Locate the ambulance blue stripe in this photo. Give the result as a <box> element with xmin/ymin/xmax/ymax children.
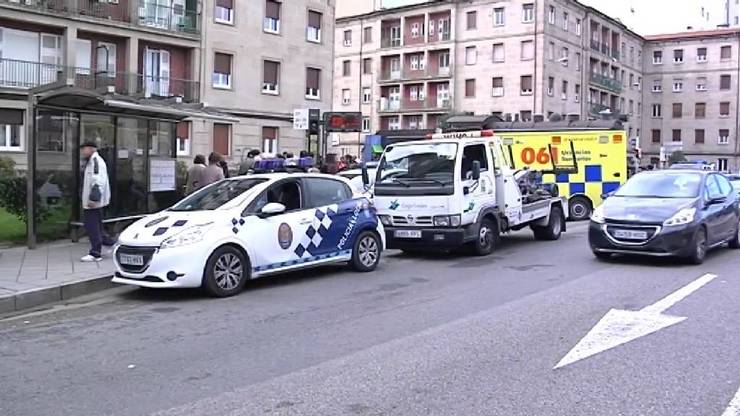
<box><xmin>252</xmin><ymin>250</ymin><xmax>353</xmax><ymax>272</ymax></box>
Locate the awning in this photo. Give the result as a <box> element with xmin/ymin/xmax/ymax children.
<box><xmin>372</xmin><ymin>144</ymin><xmax>384</xmax><ymax>153</ymax></box>
<box><xmin>104</xmin><ymin>99</ymin><xmax>240</xmax><ymax>122</ymax></box>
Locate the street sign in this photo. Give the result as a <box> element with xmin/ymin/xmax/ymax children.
<box><xmin>554</xmin><ymin>273</ymin><xmax>716</xmax><ymax>369</ymax></box>
<box><xmin>324</xmin><ymin>112</ymin><xmax>362</xmax><ymax>133</ymax></box>
<box><xmin>293</xmin><ymin>109</ymin><xmax>309</xmax><ymax>130</ymax></box>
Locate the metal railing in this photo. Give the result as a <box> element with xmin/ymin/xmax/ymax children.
<box><xmin>379</xmin><ymin>67</ymin><xmax>453</xmax><ymax>82</ymax></box>
<box><xmin>0</xmin><ymin>58</ymin><xmax>65</xmax><ymax>89</ymax></box>
<box><xmin>381</xmin><ymin>37</ymin><xmax>403</xmax><ymax>48</ymax></box>
<box><xmin>379</xmin><ymin>97</ymin><xmax>451</xmax><ymax>112</ymax></box>
<box><xmin>137</xmin><ymin>0</ymin><xmax>200</xmax><ymax>34</ymax></box>
<box><xmin>590</xmin><ymin>39</ymin><xmax>601</xmax><ymax>51</ymax></box>
<box><xmin>589</xmin><ymin>73</ymin><xmax>622</xmax><ymax>93</ymax></box>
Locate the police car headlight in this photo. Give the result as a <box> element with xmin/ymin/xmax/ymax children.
<box><xmin>378</xmin><ymin>215</ymin><xmax>392</xmax><ymax>226</ymax></box>
<box><xmin>161</xmin><ymin>224</ymin><xmax>211</xmax><ymax>249</ymax></box>
<box><xmin>591</xmin><ymin>205</ymin><xmax>606</xmax><ymax>224</ymax></box>
<box><xmin>663</xmin><ymin>208</ymin><xmax>696</xmax><ymax>227</ymax></box>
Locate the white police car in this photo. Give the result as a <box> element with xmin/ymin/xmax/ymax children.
<box><xmin>112</xmin><ymin>173</ymin><xmax>385</xmax><ymax>297</ymax></box>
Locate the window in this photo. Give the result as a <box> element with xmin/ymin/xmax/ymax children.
<box><xmin>651</xmin><ymin>129</ymin><xmax>661</xmax><ymax>143</ymax></box>
<box><xmin>720</xmin><ymin>102</ymin><xmax>730</xmax><ymax>117</ymax></box>
<box><xmin>410</xmin><ymin>22</ymin><xmax>420</xmax><ymax>38</ymax></box>
<box><xmin>575</xmin><ymin>52</ymin><xmax>581</xmax><ymax>71</ymax></box>
<box><xmin>492</xmin><ymin>77</ymin><xmax>504</xmax><ymax>97</ymax></box>
<box><xmin>213</xmin><ymin>123</ymin><xmax>231</xmax><ymax>156</ymax></box>
<box><xmin>306</xmin><ymin>178</ymin><xmax>352</xmax><ymax>207</ymax></box>
<box><xmin>215</xmin><ymin>0</ymin><xmax>234</xmax><ymax>24</ymax></box>
<box><xmin>672</xmin><ymin>129</ymin><xmax>681</xmax><ymax>142</ymax></box>
<box><xmin>672</xmin><ymin>103</ymin><xmax>682</xmax><ymax>118</ymax></box>
<box><xmin>576</xmin><ymin>18</ymin><xmax>582</xmax><ymax>36</ymax></box>
<box><xmin>461</xmin><ymin>144</ymin><xmax>488</xmax><ymax>180</ymax></box>
<box><xmin>629</xmin><ymin>74</ymin><xmax>634</xmax><ymax>89</ymax></box>
<box><xmin>175</xmin><ymin>121</ymin><xmax>190</xmax><ymax>156</ymax></box>
<box><xmin>547</xmin><ymin>76</ymin><xmax>554</xmax><ymax>96</ymax></box>
<box><xmin>96</xmin><ymin>42</ymin><xmax>117</xmax><ymax>77</ymax></box>
<box><xmin>548</xmin><ymin>5</ymin><xmax>556</xmax><ymax>24</ymax></box>
<box><xmin>305</xmin><ymin>67</ymin><xmax>321</xmax><ymax>99</ymax></box>
<box><xmin>0</xmin><ymin>123</ymin><xmax>22</xmax><ymax>151</ymax></box>
<box><xmin>212</xmin><ymin>53</ymin><xmax>232</xmax><ymax>89</ymax></box>
<box><xmin>672</xmin><ymin>79</ymin><xmax>683</xmax><ymax>92</ymax></box>
<box><xmin>343</xmin><ymin>30</ymin><xmax>352</xmax><ymax>46</ymax></box>
<box><xmin>630</xmin><ymin>46</ymin><xmax>634</xmax><ymax>64</ymax></box>
<box><xmin>466</xmin><ymin>11</ymin><xmax>477</xmax><ymax>30</ymax></box>
<box><xmin>307</xmin><ymin>11</ymin><xmax>322</xmax><ymax>42</ymax></box>
<box><xmin>561</xmin><ymin>80</ymin><xmax>568</xmax><ymax>100</ymax></box>
<box><xmin>653</xmin><ymin>50</ymin><xmax>663</xmax><ymax>64</ymax></box>
<box><xmin>695</xmin><ymin>129</ymin><xmax>705</xmax><ymax>144</ymax></box>
<box><xmin>560</xmin><ymin>47</ymin><xmax>569</xmax><ymax>66</ymax></box>
<box><xmin>652</xmin><ymin>104</ymin><xmax>662</xmax><ymax>118</ymax></box>
<box><xmin>719</xmin><ymin>129</ymin><xmax>730</xmax><ymax>144</ymax></box>
<box><xmin>574</xmin><ymin>83</ymin><xmax>581</xmax><ymax>102</ymax></box>
<box><xmin>562</xmin><ymin>12</ymin><xmax>568</xmax><ymax>30</ymax></box>
<box><xmin>362</xmin><ymin>87</ymin><xmax>371</xmax><ymax>104</ymax></box>
<box><xmin>721</xmin><ymin>45</ymin><xmax>732</xmax><ymax>60</ymax></box>
<box><xmin>408</xmin><ymin>85</ymin><xmax>424</xmax><ymax>101</ymax></box>
<box><xmin>492</xmin><ymin>43</ymin><xmax>505</xmax><ymax>63</ymax></box>
<box><xmin>493</xmin><ymin>7</ymin><xmax>505</xmax><ymax>26</ymax></box>
<box><xmin>262</xmin><ymin>60</ymin><xmax>280</xmax><ymax>94</ymax></box>
<box><xmin>262</xmin><ymin>126</ymin><xmax>278</xmax><ymax>154</ymax></box>
<box><xmin>363</xmin><ymin>27</ymin><xmax>372</xmax><ymax>44</ymax></box>
<box><xmin>465</xmin><ymin>46</ymin><xmax>477</xmax><ymax>65</ymax></box>
<box><xmin>388</xmin><ymin>116</ymin><xmax>400</xmax><ymax>130</ymax></box>
<box><xmin>342</xmin><ymin>60</ymin><xmax>351</xmax><ymax>76</ymax></box>
<box><xmin>697</xmin><ymin>47</ymin><xmax>707</xmax><ymax>62</ymax></box>
<box><xmin>673</xmin><ymin>49</ymin><xmax>683</xmax><ymax>63</ymax></box>
<box><xmin>362</xmin><ymin>116</ymin><xmax>371</xmax><ymax>132</ymax></box>
<box><xmin>362</xmin><ymin>58</ymin><xmax>372</xmax><ymax>74</ymax></box>
<box><xmin>264</xmin><ymin>0</ymin><xmax>281</xmax><ymax>33</ymax></box>
<box><xmin>629</xmin><ymin>99</ymin><xmax>634</xmax><ymax>115</ymax></box>
<box><xmin>695</xmin><ymin>102</ymin><xmax>706</xmax><ymax>118</ymax></box>
<box><xmin>696</xmin><ymin>77</ymin><xmax>707</xmax><ymax>91</ymax></box>
<box><xmin>521</xmin><ymin>75</ymin><xmax>533</xmax><ymax>95</ymax></box>
<box><xmin>520</xmin><ymin>111</ymin><xmax>532</xmax><ymax>122</ymax></box>
<box><xmin>342</xmin><ymin>89</ymin><xmax>351</xmax><ymax>105</ymax></box>
<box><xmin>548</xmin><ymin>42</ymin><xmax>555</xmax><ymax>61</ymax></box>
<box><xmin>720</xmin><ymin>74</ymin><xmax>731</xmax><ymax>90</ymax></box>
<box><xmin>522</xmin><ymin>3</ymin><xmax>534</xmax><ymax>23</ymax></box>
<box><xmin>521</xmin><ymin>40</ymin><xmax>534</xmax><ymax>61</ymax></box>
<box><xmin>465</xmin><ymin>79</ymin><xmax>476</xmax><ymax>98</ymax></box>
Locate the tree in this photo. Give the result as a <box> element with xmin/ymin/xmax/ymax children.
<box><xmin>668</xmin><ymin>151</ymin><xmax>687</xmax><ymax>165</ymax></box>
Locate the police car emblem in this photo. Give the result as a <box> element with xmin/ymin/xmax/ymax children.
<box><xmin>278</xmin><ymin>223</ymin><xmax>293</xmax><ymax>249</ymax></box>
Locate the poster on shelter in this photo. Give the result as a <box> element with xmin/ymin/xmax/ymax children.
<box><xmin>149</xmin><ymin>159</ymin><xmax>176</xmax><ymax>192</ymax></box>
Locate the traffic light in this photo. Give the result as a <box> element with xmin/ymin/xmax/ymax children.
<box><xmin>308</xmin><ymin>109</ymin><xmax>321</xmax><ymax>136</ymax></box>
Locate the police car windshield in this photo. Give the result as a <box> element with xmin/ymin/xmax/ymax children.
<box><xmin>170</xmin><ymin>178</ymin><xmax>267</xmax><ymax>211</ymax></box>
<box><xmin>614</xmin><ymin>173</ymin><xmax>701</xmax><ymax>198</ymax></box>
<box><xmin>376</xmin><ymin>143</ymin><xmax>457</xmax><ymax>185</ymax></box>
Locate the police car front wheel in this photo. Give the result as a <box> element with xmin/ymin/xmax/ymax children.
<box><xmin>203</xmin><ymin>246</ymin><xmax>249</xmax><ymax>297</ymax></box>
<box><xmin>351</xmin><ymin>231</ymin><xmax>381</xmax><ymax>272</ymax></box>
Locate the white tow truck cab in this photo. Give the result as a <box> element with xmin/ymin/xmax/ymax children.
<box><xmin>372</xmin><ymin>130</ymin><xmax>568</xmax><ymax>255</ymax></box>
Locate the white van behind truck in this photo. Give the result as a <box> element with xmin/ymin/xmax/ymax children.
<box><xmin>372</xmin><ymin>130</ymin><xmax>568</xmax><ymax>255</ymax></box>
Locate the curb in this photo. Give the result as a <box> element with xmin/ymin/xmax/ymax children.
<box><xmin>0</xmin><ymin>275</ymin><xmax>115</xmax><ymax>315</ymax></box>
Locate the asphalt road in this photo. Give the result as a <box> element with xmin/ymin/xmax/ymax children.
<box><xmin>1</xmin><ymin>222</ymin><xmax>739</xmax><ymax>416</ymax></box>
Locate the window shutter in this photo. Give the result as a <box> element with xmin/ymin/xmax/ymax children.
<box><xmin>306</xmin><ymin>68</ymin><xmax>320</xmax><ymax>90</ymax></box>
<box><xmin>263</xmin><ymin>127</ymin><xmax>277</xmax><ymax>140</ymax></box>
<box><xmin>265</xmin><ymin>0</ymin><xmax>280</xmax><ymax>19</ymax></box>
<box><xmin>308</xmin><ymin>11</ymin><xmax>321</xmax><ymax>28</ymax></box>
<box><xmin>214</xmin><ymin>53</ymin><xmax>231</xmax><ymax>74</ymax></box>
<box><xmin>264</xmin><ymin>60</ymin><xmax>279</xmax><ymax>84</ymax></box>
<box><xmin>216</xmin><ymin>0</ymin><xmax>233</xmax><ymax>7</ymax></box>
<box><xmin>176</xmin><ymin>121</ymin><xmax>190</xmax><ymax>140</ymax></box>
<box><xmin>213</xmin><ymin>124</ymin><xmax>230</xmax><ymax>155</ymax></box>
<box><xmin>0</xmin><ymin>109</ymin><xmax>23</xmax><ymax>125</ymax></box>
<box><xmin>492</xmin><ymin>77</ymin><xmax>503</xmax><ymax>88</ymax></box>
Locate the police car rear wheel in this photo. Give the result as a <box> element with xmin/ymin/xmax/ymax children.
<box><xmin>203</xmin><ymin>246</ymin><xmax>248</xmax><ymax>297</ymax></box>
<box><xmin>351</xmin><ymin>231</ymin><xmax>381</xmax><ymax>272</ymax></box>
<box><xmin>569</xmin><ymin>197</ymin><xmax>592</xmax><ymax>221</ymax></box>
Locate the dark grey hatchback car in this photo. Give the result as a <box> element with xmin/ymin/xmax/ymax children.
<box><xmin>589</xmin><ymin>170</ymin><xmax>740</xmax><ymax>264</ymax></box>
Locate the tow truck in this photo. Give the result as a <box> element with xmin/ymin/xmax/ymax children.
<box><xmin>371</xmin><ymin>129</ymin><xmax>569</xmax><ymax>255</ymax></box>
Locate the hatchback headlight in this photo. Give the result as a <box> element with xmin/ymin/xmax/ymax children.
<box><xmin>591</xmin><ymin>205</ymin><xmax>605</xmax><ymax>224</ymax></box>
<box><xmin>663</xmin><ymin>208</ymin><xmax>696</xmax><ymax>227</ymax></box>
<box><xmin>161</xmin><ymin>224</ymin><xmax>212</xmax><ymax>249</ymax></box>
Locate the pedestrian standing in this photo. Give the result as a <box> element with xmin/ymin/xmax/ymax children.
<box><xmin>79</xmin><ymin>141</ymin><xmax>113</xmax><ymax>262</ymax></box>
<box><xmin>198</xmin><ymin>152</ymin><xmax>225</xmax><ymax>188</ymax></box>
<box><xmin>185</xmin><ymin>154</ymin><xmax>206</xmax><ymax>194</ymax></box>
<box><xmin>219</xmin><ymin>158</ymin><xmax>230</xmax><ymax>178</ymax></box>
<box><xmin>238</xmin><ymin>149</ymin><xmax>260</xmax><ymax>175</ymax></box>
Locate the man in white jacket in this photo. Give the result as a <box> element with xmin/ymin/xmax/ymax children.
<box><xmin>80</xmin><ymin>141</ymin><xmax>112</xmax><ymax>262</ymax></box>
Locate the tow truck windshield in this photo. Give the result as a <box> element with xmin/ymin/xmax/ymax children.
<box><xmin>374</xmin><ymin>142</ymin><xmax>457</xmax><ymax>196</ymax></box>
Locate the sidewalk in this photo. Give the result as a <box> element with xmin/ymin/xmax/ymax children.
<box><xmin>0</xmin><ymin>240</ymin><xmax>117</xmax><ymax>314</ymax></box>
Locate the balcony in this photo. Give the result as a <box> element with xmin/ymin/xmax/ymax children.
<box><xmin>590</xmin><ymin>39</ymin><xmax>601</xmax><ymax>51</ymax></box>
<box><xmin>381</xmin><ymin>37</ymin><xmax>403</xmax><ymax>48</ymax></box>
<box><xmin>0</xmin><ymin>58</ymin><xmax>200</xmax><ymax>103</ymax></box>
<box><xmin>589</xmin><ymin>73</ymin><xmax>622</xmax><ymax>93</ymax></box>
<box><xmin>379</xmin><ymin>70</ymin><xmax>403</xmax><ymax>82</ymax></box>
<box><xmin>0</xmin><ymin>0</ymin><xmax>200</xmax><ymax>35</ymax></box>
<box><xmin>379</xmin><ymin>97</ymin><xmax>451</xmax><ymax>112</ymax></box>
<box><xmin>611</xmin><ymin>49</ymin><xmax>620</xmax><ymax>60</ymax></box>
<box><xmin>379</xmin><ymin>67</ymin><xmax>453</xmax><ymax>84</ymax></box>
<box><xmin>589</xmin><ymin>103</ymin><xmax>620</xmax><ymax>117</ymax></box>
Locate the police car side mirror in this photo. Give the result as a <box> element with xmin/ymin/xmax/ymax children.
<box><xmin>260</xmin><ymin>202</ymin><xmax>286</xmax><ymax>217</ymax></box>
<box><xmin>472</xmin><ymin>161</ymin><xmax>481</xmax><ymax>181</ymax></box>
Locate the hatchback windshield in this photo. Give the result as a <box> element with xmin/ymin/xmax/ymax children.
<box><xmin>376</xmin><ymin>143</ymin><xmax>457</xmax><ymax>186</ymax></box>
<box><xmin>614</xmin><ymin>173</ymin><xmax>702</xmax><ymax>198</ymax></box>
<box><xmin>170</xmin><ymin>178</ymin><xmax>267</xmax><ymax>211</ymax></box>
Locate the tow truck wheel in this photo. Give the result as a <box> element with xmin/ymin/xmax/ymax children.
<box><xmin>532</xmin><ymin>206</ymin><xmax>564</xmax><ymax>241</ymax></box>
<box><xmin>568</xmin><ymin>196</ymin><xmax>592</xmax><ymax>221</ymax></box>
<box><xmin>203</xmin><ymin>246</ymin><xmax>249</xmax><ymax>298</ymax></box>
<box><xmin>471</xmin><ymin>217</ymin><xmax>498</xmax><ymax>256</ymax></box>
<box><xmin>351</xmin><ymin>231</ymin><xmax>381</xmax><ymax>272</ymax></box>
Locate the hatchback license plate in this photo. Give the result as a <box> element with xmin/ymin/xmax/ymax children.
<box><xmin>394</xmin><ymin>230</ymin><xmax>422</xmax><ymax>239</ymax></box>
<box><xmin>119</xmin><ymin>253</ymin><xmax>144</xmax><ymax>266</ymax></box>
<box><xmin>613</xmin><ymin>229</ymin><xmax>648</xmax><ymax>240</ymax></box>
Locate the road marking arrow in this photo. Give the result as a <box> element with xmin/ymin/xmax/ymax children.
<box><xmin>723</xmin><ymin>386</ymin><xmax>740</xmax><ymax>416</ymax></box>
<box><xmin>554</xmin><ymin>273</ymin><xmax>717</xmax><ymax>369</ymax></box>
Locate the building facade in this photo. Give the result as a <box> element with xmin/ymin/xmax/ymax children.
<box><xmin>195</xmin><ymin>0</ymin><xmax>335</xmax><ymax>162</ymax></box>
<box><xmin>727</xmin><ymin>0</ymin><xmax>739</xmax><ymax>26</ymax></box>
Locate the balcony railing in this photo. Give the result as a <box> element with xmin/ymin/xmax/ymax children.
<box><xmin>589</xmin><ymin>73</ymin><xmax>622</xmax><ymax>93</ymax></box>
<box><xmin>379</xmin><ymin>67</ymin><xmax>453</xmax><ymax>83</ymax></box>
<box><xmin>381</xmin><ymin>37</ymin><xmax>403</xmax><ymax>48</ymax></box>
<box><xmin>0</xmin><ymin>0</ymin><xmax>200</xmax><ymax>35</ymax></box>
<box><xmin>611</xmin><ymin>49</ymin><xmax>620</xmax><ymax>60</ymax></box>
<box><xmin>590</xmin><ymin>39</ymin><xmax>601</xmax><ymax>51</ymax></box>
<box><xmin>379</xmin><ymin>97</ymin><xmax>451</xmax><ymax>112</ymax></box>
<box><xmin>0</xmin><ymin>58</ymin><xmax>199</xmax><ymax>103</ymax></box>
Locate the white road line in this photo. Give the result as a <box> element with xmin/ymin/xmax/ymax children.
<box><xmin>722</xmin><ymin>386</ymin><xmax>740</xmax><ymax>416</ymax></box>
<box><xmin>640</xmin><ymin>273</ymin><xmax>717</xmax><ymax>314</ymax></box>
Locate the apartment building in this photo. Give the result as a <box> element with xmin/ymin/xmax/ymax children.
<box><xmin>196</xmin><ymin>0</ymin><xmax>335</xmax><ymax>160</ymax></box>
<box><xmin>642</xmin><ymin>28</ymin><xmax>740</xmax><ymax>171</ymax></box>
<box><xmin>727</xmin><ymin>0</ymin><xmax>739</xmax><ymax>26</ymax></box>
<box><xmin>332</xmin><ymin>0</ymin><xmax>644</xmax><ymax>156</ymax></box>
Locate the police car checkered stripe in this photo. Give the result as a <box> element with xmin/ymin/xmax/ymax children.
<box><xmin>253</xmin><ymin>249</ymin><xmax>352</xmax><ymax>272</ymax></box>
<box><xmin>294</xmin><ymin>204</ymin><xmax>339</xmax><ymax>258</ymax></box>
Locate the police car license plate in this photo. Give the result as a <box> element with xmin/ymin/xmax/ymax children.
<box><xmin>613</xmin><ymin>229</ymin><xmax>648</xmax><ymax>240</ymax></box>
<box><xmin>119</xmin><ymin>254</ymin><xmax>144</xmax><ymax>266</ymax></box>
<box><xmin>394</xmin><ymin>230</ymin><xmax>422</xmax><ymax>239</ymax></box>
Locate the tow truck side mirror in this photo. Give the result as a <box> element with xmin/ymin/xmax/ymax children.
<box><xmin>361</xmin><ymin>163</ymin><xmax>370</xmax><ymax>188</ymax></box>
<box><xmin>472</xmin><ymin>161</ymin><xmax>481</xmax><ymax>181</ymax></box>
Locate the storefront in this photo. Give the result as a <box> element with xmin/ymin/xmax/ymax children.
<box><xmin>27</xmin><ymin>87</ymin><xmax>235</xmax><ymax>247</ymax></box>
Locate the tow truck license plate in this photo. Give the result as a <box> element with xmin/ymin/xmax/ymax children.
<box><xmin>394</xmin><ymin>230</ymin><xmax>422</xmax><ymax>239</ymax></box>
<box><xmin>119</xmin><ymin>254</ymin><xmax>144</xmax><ymax>266</ymax></box>
<box><xmin>613</xmin><ymin>229</ymin><xmax>648</xmax><ymax>240</ymax></box>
